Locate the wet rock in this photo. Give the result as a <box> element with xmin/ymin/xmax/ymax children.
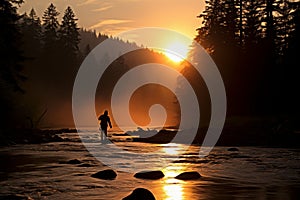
<box><xmin>91</xmin><ymin>169</ymin><xmax>117</xmax><ymax>180</ymax></box>
<box><xmin>66</xmin><ymin>159</ymin><xmax>82</xmax><ymax>164</ymax></box>
<box><xmin>122</xmin><ymin>188</ymin><xmax>156</xmax><ymax>200</ymax></box>
<box><xmin>227</xmin><ymin>147</ymin><xmax>239</xmax><ymax>152</ymax></box>
<box><xmin>52</xmin><ymin>135</ymin><xmax>64</xmax><ymax>142</ymax></box>
<box><xmin>134</xmin><ymin>170</ymin><xmax>164</xmax><ymax>180</ymax></box>
<box><xmin>175</xmin><ymin>171</ymin><xmax>201</xmax><ymax>180</ymax></box>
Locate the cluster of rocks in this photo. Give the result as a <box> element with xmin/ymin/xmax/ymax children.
<box><xmin>89</xmin><ymin>169</ymin><xmax>202</xmax><ymax>199</ymax></box>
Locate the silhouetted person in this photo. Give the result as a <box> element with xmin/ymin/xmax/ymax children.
<box><xmin>98</xmin><ymin>110</ymin><xmax>112</xmax><ymax>137</ymax></box>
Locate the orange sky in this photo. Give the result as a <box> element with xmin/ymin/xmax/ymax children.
<box><xmin>19</xmin><ymin>0</ymin><xmax>205</xmax><ymax>39</ymax></box>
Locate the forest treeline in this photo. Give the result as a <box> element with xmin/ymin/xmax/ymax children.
<box><xmin>0</xmin><ymin>1</ymin><xmax>116</xmax><ymax>129</ymax></box>
<box><xmin>1</xmin><ymin>0</ymin><xmax>300</xmax><ymax>134</ymax></box>
<box><xmin>0</xmin><ymin>1</ymin><xmax>177</xmax><ymax>130</ymax></box>
<box><xmin>189</xmin><ymin>0</ymin><xmax>300</xmax><ymax>116</ymax></box>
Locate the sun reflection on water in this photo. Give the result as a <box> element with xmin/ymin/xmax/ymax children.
<box><xmin>157</xmin><ymin>143</ymin><xmax>196</xmax><ymax>200</ymax></box>
<box><xmin>163</xmin><ymin>184</ymin><xmax>184</xmax><ymax>200</ymax></box>
<box><xmin>161</xmin><ymin>161</ymin><xmax>188</xmax><ymax>200</ymax></box>
<box><xmin>161</xmin><ymin>168</ymin><xmax>187</xmax><ymax>200</ymax></box>
<box><xmin>161</xmin><ymin>143</ymin><xmax>184</xmax><ymax>155</ymax></box>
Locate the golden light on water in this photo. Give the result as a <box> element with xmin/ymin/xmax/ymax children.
<box><xmin>162</xmin><ymin>143</ymin><xmax>182</xmax><ymax>155</ymax></box>
<box><xmin>160</xmin><ymin>144</ymin><xmax>188</xmax><ymax>200</ymax></box>
<box><xmin>163</xmin><ymin>184</ymin><xmax>184</xmax><ymax>200</ymax></box>
<box><xmin>161</xmin><ymin>168</ymin><xmax>187</xmax><ymax>200</ymax></box>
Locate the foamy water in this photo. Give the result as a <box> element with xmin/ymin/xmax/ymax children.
<box><xmin>0</xmin><ymin>132</ymin><xmax>300</xmax><ymax>199</ymax></box>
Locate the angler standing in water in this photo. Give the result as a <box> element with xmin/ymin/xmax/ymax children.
<box><xmin>98</xmin><ymin>110</ymin><xmax>112</xmax><ymax>141</ymax></box>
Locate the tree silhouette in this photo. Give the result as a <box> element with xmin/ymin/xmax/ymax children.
<box><xmin>58</xmin><ymin>6</ymin><xmax>80</xmax><ymax>85</ymax></box>
<box><xmin>42</xmin><ymin>3</ymin><xmax>60</xmax><ymax>51</ymax></box>
<box><xmin>21</xmin><ymin>8</ymin><xmax>42</xmax><ymax>60</ymax></box>
<box><xmin>195</xmin><ymin>0</ymin><xmax>300</xmax><ymax>115</ymax></box>
<box><xmin>39</xmin><ymin>3</ymin><xmax>61</xmax><ymax>92</ymax></box>
<box><xmin>0</xmin><ymin>0</ymin><xmax>25</xmax><ymax>92</ymax></box>
<box><xmin>196</xmin><ymin>0</ymin><xmax>243</xmax><ymax>115</ymax></box>
<box><xmin>59</xmin><ymin>6</ymin><xmax>80</xmax><ymax>59</ymax></box>
<box><xmin>0</xmin><ymin>0</ymin><xmax>25</xmax><ymax>129</ymax></box>
<box><xmin>283</xmin><ymin>1</ymin><xmax>300</xmax><ymax>114</ymax></box>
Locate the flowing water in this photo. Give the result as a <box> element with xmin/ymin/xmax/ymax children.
<box><xmin>0</xmin><ymin>131</ymin><xmax>300</xmax><ymax>200</ymax></box>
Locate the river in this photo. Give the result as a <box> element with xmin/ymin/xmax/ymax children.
<box><xmin>0</xmin><ymin>131</ymin><xmax>300</xmax><ymax>199</ymax></box>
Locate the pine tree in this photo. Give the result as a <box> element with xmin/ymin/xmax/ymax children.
<box><xmin>283</xmin><ymin>1</ymin><xmax>300</xmax><ymax>114</ymax></box>
<box><xmin>196</xmin><ymin>0</ymin><xmax>240</xmax><ymax>57</ymax></box>
<box><xmin>55</xmin><ymin>6</ymin><xmax>81</xmax><ymax>99</ymax></box>
<box><xmin>59</xmin><ymin>6</ymin><xmax>80</xmax><ymax>58</ymax></box>
<box><xmin>21</xmin><ymin>8</ymin><xmax>42</xmax><ymax>59</ymax></box>
<box><xmin>0</xmin><ymin>0</ymin><xmax>25</xmax><ymax>129</ymax></box>
<box><xmin>242</xmin><ymin>1</ymin><xmax>264</xmax><ymax>50</ymax></box>
<box><xmin>195</xmin><ymin>0</ymin><xmax>219</xmax><ymax>54</ymax></box>
<box><xmin>42</xmin><ymin>3</ymin><xmax>60</xmax><ymax>52</ymax></box>
<box><xmin>0</xmin><ymin>0</ymin><xmax>25</xmax><ymax>92</ymax></box>
<box><xmin>261</xmin><ymin>0</ymin><xmax>285</xmax><ymax>61</ymax></box>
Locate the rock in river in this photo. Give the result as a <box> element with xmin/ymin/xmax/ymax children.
<box><xmin>175</xmin><ymin>171</ymin><xmax>201</xmax><ymax>180</ymax></box>
<box><xmin>134</xmin><ymin>170</ymin><xmax>164</xmax><ymax>180</ymax></box>
<box><xmin>66</xmin><ymin>159</ymin><xmax>82</xmax><ymax>164</ymax></box>
<box><xmin>91</xmin><ymin>169</ymin><xmax>117</xmax><ymax>180</ymax></box>
<box><xmin>122</xmin><ymin>188</ymin><xmax>156</xmax><ymax>200</ymax></box>
<box><xmin>227</xmin><ymin>147</ymin><xmax>239</xmax><ymax>152</ymax></box>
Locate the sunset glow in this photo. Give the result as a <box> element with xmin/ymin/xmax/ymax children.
<box><xmin>19</xmin><ymin>0</ymin><xmax>205</xmax><ymax>39</ymax></box>
<box><xmin>164</xmin><ymin>41</ymin><xmax>190</xmax><ymax>62</ymax></box>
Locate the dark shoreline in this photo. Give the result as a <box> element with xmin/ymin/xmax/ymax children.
<box><xmin>0</xmin><ymin>127</ymin><xmax>299</xmax><ymax>149</ymax></box>
<box><xmin>1</xmin><ymin>115</ymin><xmax>300</xmax><ymax>148</ymax></box>
<box><xmin>132</xmin><ymin>128</ymin><xmax>300</xmax><ymax>148</ymax></box>
<box><xmin>0</xmin><ymin>128</ymin><xmax>77</xmax><ymax>146</ymax></box>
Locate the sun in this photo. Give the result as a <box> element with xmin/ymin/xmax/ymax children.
<box><xmin>164</xmin><ymin>41</ymin><xmax>189</xmax><ymax>63</ymax></box>
<box><xmin>164</xmin><ymin>52</ymin><xmax>184</xmax><ymax>63</ymax></box>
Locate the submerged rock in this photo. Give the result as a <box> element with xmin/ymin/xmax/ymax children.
<box><xmin>227</xmin><ymin>147</ymin><xmax>239</xmax><ymax>152</ymax></box>
<box><xmin>122</xmin><ymin>188</ymin><xmax>156</xmax><ymax>200</ymax></box>
<box><xmin>91</xmin><ymin>169</ymin><xmax>117</xmax><ymax>180</ymax></box>
<box><xmin>175</xmin><ymin>171</ymin><xmax>201</xmax><ymax>180</ymax></box>
<box><xmin>134</xmin><ymin>170</ymin><xmax>164</xmax><ymax>180</ymax></box>
<box><xmin>66</xmin><ymin>159</ymin><xmax>82</xmax><ymax>164</ymax></box>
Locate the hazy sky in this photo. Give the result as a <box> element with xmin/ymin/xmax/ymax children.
<box><xmin>19</xmin><ymin>0</ymin><xmax>205</xmax><ymax>39</ymax></box>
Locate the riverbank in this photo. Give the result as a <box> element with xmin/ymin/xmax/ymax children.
<box><xmin>133</xmin><ymin>116</ymin><xmax>300</xmax><ymax>148</ymax></box>
<box><xmin>1</xmin><ymin>116</ymin><xmax>300</xmax><ymax>148</ymax></box>
<box><xmin>0</xmin><ymin>128</ymin><xmax>77</xmax><ymax>146</ymax></box>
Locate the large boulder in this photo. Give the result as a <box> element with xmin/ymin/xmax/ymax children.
<box><xmin>91</xmin><ymin>169</ymin><xmax>117</xmax><ymax>180</ymax></box>
<box><xmin>134</xmin><ymin>170</ymin><xmax>164</xmax><ymax>180</ymax></box>
<box><xmin>122</xmin><ymin>188</ymin><xmax>155</xmax><ymax>200</ymax></box>
<box><xmin>227</xmin><ymin>147</ymin><xmax>239</xmax><ymax>152</ymax></box>
<box><xmin>175</xmin><ymin>171</ymin><xmax>201</xmax><ymax>180</ymax></box>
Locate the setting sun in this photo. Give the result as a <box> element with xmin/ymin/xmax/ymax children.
<box><xmin>164</xmin><ymin>41</ymin><xmax>190</xmax><ymax>63</ymax></box>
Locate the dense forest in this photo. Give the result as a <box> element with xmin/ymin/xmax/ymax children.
<box><xmin>191</xmin><ymin>0</ymin><xmax>300</xmax><ymax>116</ymax></box>
<box><xmin>186</xmin><ymin>0</ymin><xmax>300</xmax><ymax>146</ymax></box>
<box><xmin>1</xmin><ymin>1</ymin><xmax>105</xmax><ymax>129</ymax></box>
<box><xmin>0</xmin><ymin>1</ymin><xmax>177</xmax><ymax>131</ymax></box>
<box><xmin>0</xmin><ymin>0</ymin><xmax>300</xmax><ymax>146</ymax></box>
